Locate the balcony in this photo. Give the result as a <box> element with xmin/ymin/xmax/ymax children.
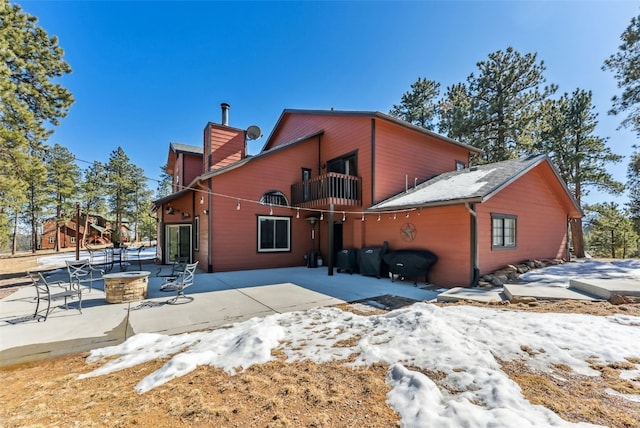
<box><xmin>291</xmin><ymin>172</ymin><xmax>362</xmax><ymax>208</ymax></box>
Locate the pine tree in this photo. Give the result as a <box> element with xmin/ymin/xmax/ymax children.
<box><xmin>465</xmin><ymin>47</ymin><xmax>556</xmax><ymax>163</ymax></box>
<box><xmin>389</xmin><ymin>77</ymin><xmax>441</xmax><ymax>130</ymax></box>
<box><xmin>79</xmin><ymin>161</ymin><xmax>108</xmax><ymax>244</ymax></box>
<box><xmin>156</xmin><ymin>164</ymin><xmax>173</xmax><ymax>199</ymax></box>
<box><xmin>584</xmin><ymin>202</ymin><xmax>638</xmax><ymax>258</ymax></box>
<box><xmin>0</xmin><ymin>0</ymin><xmax>73</xmax><ymax>251</ymax></box>
<box><xmin>0</xmin><ymin>2</ymin><xmax>74</xmax><ymax>246</ymax></box>
<box><xmin>106</xmin><ymin>147</ymin><xmax>144</xmax><ymax>245</ymax></box>
<box><xmin>627</xmin><ymin>145</ymin><xmax>640</xmax><ymax>239</ymax></box>
<box><xmin>537</xmin><ymin>89</ymin><xmax>624</xmax><ymax>257</ymax></box>
<box><xmin>45</xmin><ymin>144</ymin><xmax>80</xmax><ymax>251</ymax></box>
<box><xmin>603</xmin><ymin>13</ymin><xmax>640</xmax><ymax>134</ymax></box>
<box><xmin>438</xmin><ymin>83</ymin><xmax>474</xmax><ymax>142</ymax></box>
<box><xmin>23</xmin><ymin>150</ymin><xmax>50</xmax><ymax>252</ymax></box>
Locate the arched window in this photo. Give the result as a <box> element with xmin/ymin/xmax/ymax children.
<box><xmin>259</xmin><ymin>190</ymin><xmax>289</xmax><ymax>207</ymax></box>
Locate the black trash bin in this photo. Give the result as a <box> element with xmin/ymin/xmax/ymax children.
<box><xmin>307</xmin><ymin>250</ymin><xmax>319</xmax><ymax>268</ymax></box>
<box><xmin>336</xmin><ymin>249</ymin><xmax>358</xmax><ymax>274</ymax></box>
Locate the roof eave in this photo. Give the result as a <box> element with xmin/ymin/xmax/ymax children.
<box><xmin>367</xmin><ymin>197</ymin><xmax>483</xmax><ymax>212</ymax></box>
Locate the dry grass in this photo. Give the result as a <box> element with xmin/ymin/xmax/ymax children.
<box><xmin>501</xmin><ymin>359</ymin><xmax>640</xmax><ymax>428</ymax></box>
<box><xmin>0</xmin><ymin>354</ymin><xmax>398</xmax><ymax>427</ymax></box>
<box><xmin>1</xmin><ymin>251</ymin><xmax>639</xmax><ymax>426</ymax></box>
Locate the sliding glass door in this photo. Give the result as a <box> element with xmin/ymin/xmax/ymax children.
<box><xmin>165</xmin><ymin>224</ymin><xmax>192</xmax><ymax>263</ymax></box>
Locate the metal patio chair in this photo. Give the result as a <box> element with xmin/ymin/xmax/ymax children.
<box><xmin>66</xmin><ymin>259</ymin><xmax>104</xmax><ymax>291</ymax></box>
<box><xmin>156</xmin><ymin>256</ymin><xmax>189</xmax><ymax>280</ymax></box>
<box><xmin>27</xmin><ymin>272</ymin><xmax>82</xmax><ymax>321</ymax></box>
<box><xmin>161</xmin><ymin>261</ymin><xmax>199</xmax><ymax>304</ymax></box>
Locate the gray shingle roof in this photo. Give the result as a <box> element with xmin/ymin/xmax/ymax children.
<box><xmin>170</xmin><ymin>142</ymin><xmax>203</xmax><ymax>155</ymax></box>
<box><xmin>369</xmin><ymin>154</ymin><xmax>555</xmax><ymax>210</ymax></box>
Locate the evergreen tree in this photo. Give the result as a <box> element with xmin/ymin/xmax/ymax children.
<box><xmin>465</xmin><ymin>47</ymin><xmax>556</xmax><ymax>163</ymax></box>
<box><xmin>130</xmin><ymin>165</ymin><xmax>152</xmax><ymax>242</ymax></box>
<box><xmin>537</xmin><ymin>89</ymin><xmax>624</xmax><ymax>257</ymax></box>
<box><xmin>156</xmin><ymin>164</ymin><xmax>172</xmax><ymax>199</ymax></box>
<box><xmin>389</xmin><ymin>77</ymin><xmax>441</xmax><ymax>130</ymax></box>
<box><xmin>584</xmin><ymin>202</ymin><xmax>639</xmax><ymax>258</ymax></box>
<box><xmin>603</xmin><ymin>13</ymin><xmax>640</xmax><ymax>134</ymax></box>
<box><xmin>0</xmin><ymin>1</ymin><xmax>74</xmax><ymax>245</ymax></box>
<box><xmin>627</xmin><ymin>145</ymin><xmax>640</xmax><ymax>237</ymax></box>
<box><xmin>106</xmin><ymin>147</ymin><xmax>148</xmax><ymax>245</ymax></box>
<box><xmin>3</xmin><ymin>178</ymin><xmax>27</xmax><ymax>254</ymax></box>
<box><xmin>45</xmin><ymin>144</ymin><xmax>80</xmax><ymax>251</ymax></box>
<box><xmin>79</xmin><ymin>161</ymin><xmax>108</xmax><ymax>244</ymax></box>
<box><xmin>438</xmin><ymin>83</ymin><xmax>474</xmax><ymax>143</ymax></box>
<box><xmin>23</xmin><ymin>149</ymin><xmax>50</xmax><ymax>252</ymax></box>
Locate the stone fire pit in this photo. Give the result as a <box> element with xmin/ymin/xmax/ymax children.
<box><xmin>103</xmin><ymin>271</ymin><xmax>151</xmax><ymax>303</ymax></box>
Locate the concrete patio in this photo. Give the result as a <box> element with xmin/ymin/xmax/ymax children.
<box><xmin>2</xmin><ymin>256</ymin><xmax>638</xmax><ymax>368</ymax></box>
<box><xmin>0</xmin><ymin>263</ymin><xmax>438</xmax><ymax>367</ymax></box>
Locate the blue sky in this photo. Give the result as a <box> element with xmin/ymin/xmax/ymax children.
<box><xmin>16</xmin><ymin>0</ymin><xmax>639</xmax><ymax>206</ymax></box>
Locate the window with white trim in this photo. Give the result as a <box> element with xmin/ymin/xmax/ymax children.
<box><xmin>492</xmin><ymin>214</ymin><xmax>516</xmax><ymax>248</ymax></box>
<box><xmin>258</xmin><ymin>216</ymin><xmax>290</xmax><ymax>252</ymax></box>
<box><xmin>48</xmin><ymin>236</ymin><xmax>55</xmax><ymax>244</ymax></box>
<box><xmin>70</xmin><ymin>237</ymin><xmax>75</xmax><ymax>244</ymax></box>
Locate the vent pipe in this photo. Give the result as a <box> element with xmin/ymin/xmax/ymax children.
<box><xmin>221</xmin><ymin>102</ymin><xmax>230</xmax><ymax>126</ymax></box>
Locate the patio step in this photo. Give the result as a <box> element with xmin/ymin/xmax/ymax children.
<box><xmin>503</xmin><ymin>283</ymin><xmax>600</xmax><ymax>302</ymax></box>
<box><xmin>569</xmin><ymin>278</ymin><xmax>640</xmax><ymax>300</ymax></box>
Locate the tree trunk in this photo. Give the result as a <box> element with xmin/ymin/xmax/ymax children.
<box><xmin>11</xmin><ymin>210</ymin><xmax>18</xmax><ymax>255</ymax></box>
<box><xmin>611</xmin><ymin>229</ymin><xmax>616</xmax><ymax>258</ymax></box>
<box><xmin>570</xmin><ymin>219</ymin><xmax>586</xmax><ymax>258</ymax></box>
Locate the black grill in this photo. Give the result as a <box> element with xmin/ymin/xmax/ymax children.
<box><xmin>382</xmin><ymin>249</ymin><xmax>438</xmax><ymax>285</ymax></box>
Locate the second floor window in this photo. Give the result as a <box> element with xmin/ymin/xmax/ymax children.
<box><xmin>327</xmin><ymin>152</ymin><xmax>357</xmax><ymax>176</ymax></box>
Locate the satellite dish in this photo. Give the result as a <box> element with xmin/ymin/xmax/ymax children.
<box><xmin>246</xmin><ymin>125</ymin><xmax>262</xmax><ymax>140</ymax></box>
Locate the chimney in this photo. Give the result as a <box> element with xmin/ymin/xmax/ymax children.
<box><xmin>221</xmin><ymin>102</ymin><xmax>230</xmax><ymax>126</ymax></box>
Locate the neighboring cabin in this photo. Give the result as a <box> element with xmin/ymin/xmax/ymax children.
<box><xmin>41</xmin><ymin>214</ymin><xmax>129</xmax><ymax>249</ymax></box>
<box><xmin>154</xmin><ymin>104</ymin><xmax>581</xmax><ymax>287</ymax></box>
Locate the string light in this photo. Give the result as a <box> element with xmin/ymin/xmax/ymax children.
<box><xmin>122</xmin><ymin>170</ymin><xmax>420</xmax><ymax>221</ymax></box>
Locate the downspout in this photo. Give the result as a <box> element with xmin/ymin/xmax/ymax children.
<box><xmin>317</xmin><ymin>134</ymin><xmax>322</xmax><ymax>265</ymax></box>
<box><xmin>465</xmin><ymin>202</ymin><xmax>480</xmax><ymax>287</ymax></box>
<box><xmin>566</xmin><ymin>215</ymin><xmax>571</xmax><ymax>262</ymax></box>
<box><xmin>371</xmin><ymin>118</ymin><xmax>376</xmax><ymax>204</ymax></box>
<box><xmin>207</xmin><ymin>178</ymin><xmax>213</xmax><ymax>272</ymax></box>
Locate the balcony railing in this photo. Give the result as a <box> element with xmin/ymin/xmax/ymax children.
<box><xmin>291</xmin><ymin>172</ymin><xmax>362</xmax><ymax>208</ymax></box>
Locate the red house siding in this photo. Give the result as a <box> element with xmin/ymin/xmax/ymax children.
<box><xmin>157</xmin><ymin>109</ymin><xmax>578</xmax><ymax>289</ymax></box>
<box><xmin>363</xmin><ymin>205</ymin><xmax>471</xmax><ymax>287</ymax></box>
<box><xmin>373</xmin><ymin>120</ymin><xmax>471</xmax><ymax>203</ymax></box>
<box><xmin>183</xmin><ymin>154</ymin><xmax>203</xmax><ymax>188</ymax></box>
<box><xmin>476</xmin><ymin>164</ymin><xmax>569</xmax><ymax>274</ymax></box>
<box><xmin>208</xmin><ymin>140</ymin><xmax>319</xmax><ymax>271</ymax></box>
